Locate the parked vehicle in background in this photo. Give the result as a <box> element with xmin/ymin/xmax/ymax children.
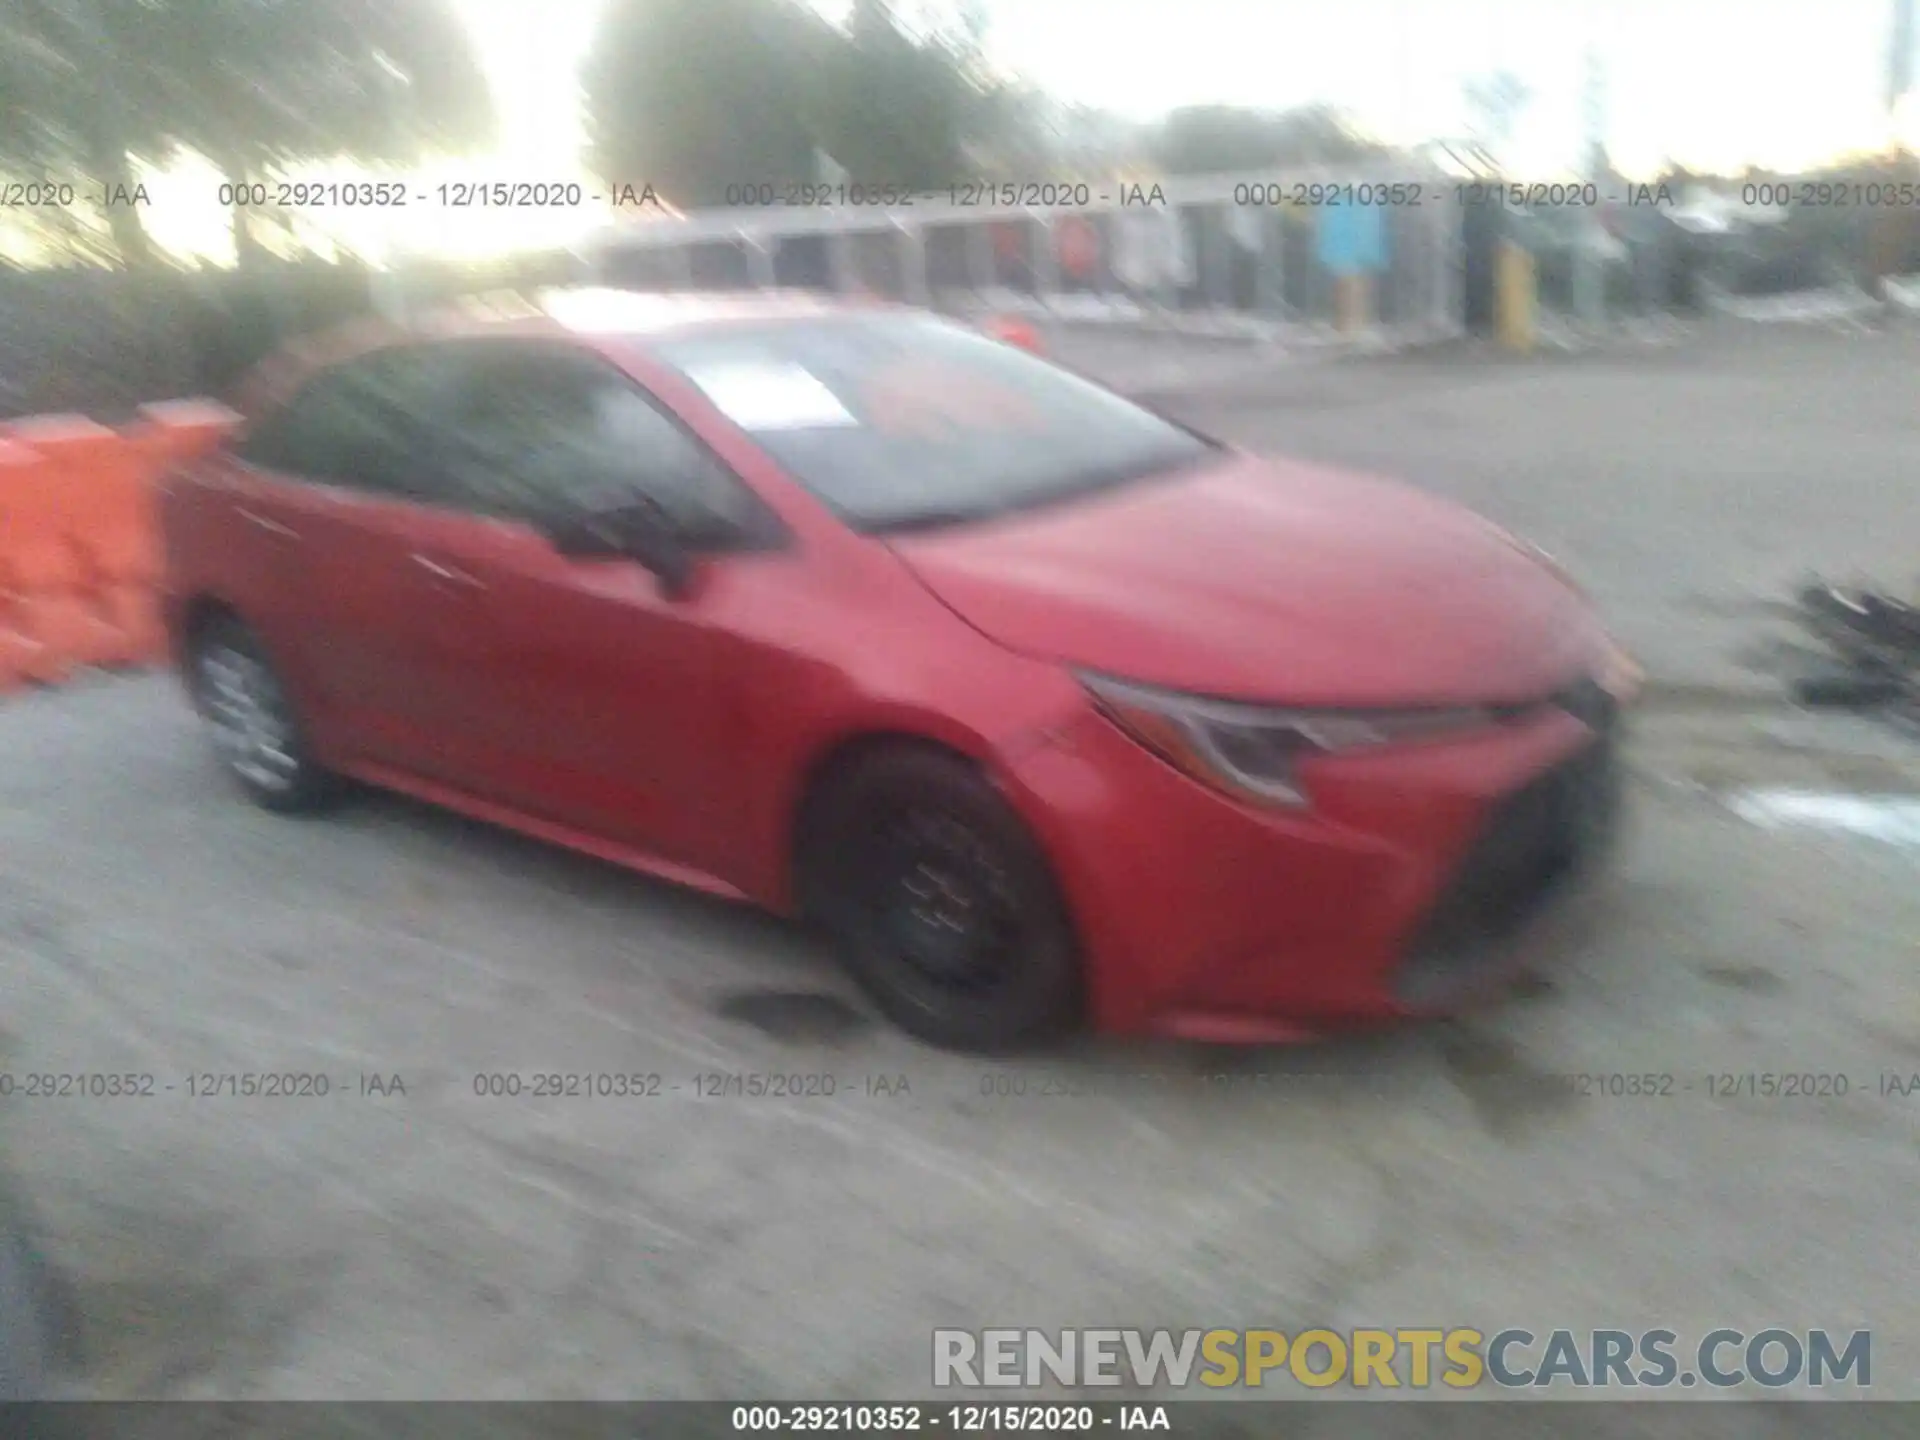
<box><xmin>160</xmin><ymin>289</ymin><xmax>1635</xmax><ymax>1050</ymax></box>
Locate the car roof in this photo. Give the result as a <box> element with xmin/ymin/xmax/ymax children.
<box><xmin>237</xmin><ymin>288</ymin><xmax>893</xmax><ymax>415</ymax></box>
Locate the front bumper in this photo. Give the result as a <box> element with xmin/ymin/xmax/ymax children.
<box><xmin>998</xmin><ymin>679</ymin><xmax>1624</xmax><ymax>1040</ymax></box>
<box><xmin>1389</xmin><ymin>723</ymin><xmax>1620</xmax><ymax>1010</ymax></box>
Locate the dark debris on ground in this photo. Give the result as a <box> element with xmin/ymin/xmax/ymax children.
<box><xmin>1792</xmin><ymin>579</ymin><xmax>1920</xmax><ymax>735</ymax></box>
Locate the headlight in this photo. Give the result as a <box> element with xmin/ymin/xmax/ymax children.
<box><xmin>1079</xmin><ymin>673</ymin><xmax>1508</xmax><ymax>808</ymax></box>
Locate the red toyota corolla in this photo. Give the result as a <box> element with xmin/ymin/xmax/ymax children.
<box><xmin>160</xmin><ymin>289</ymin><xmax>1636</xmax><ymax>1051</ymax></box>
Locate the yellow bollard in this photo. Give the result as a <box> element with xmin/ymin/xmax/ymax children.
<box><xmin>1495</xmin><ymin>240</ymin><xmax>1536</xmax><ymax>353</ymax></box>
<box><xmin>1334</xmin><ymin>273</ymin><xmax>1374</xmax><ymax>335</ymax></box>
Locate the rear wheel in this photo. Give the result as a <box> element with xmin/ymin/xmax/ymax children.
<box><xmin>190</xmin><ymin>616</ymin><xmax>338</xmax><ymax>812</ymax></box>
<box><xmin>805</xmin><ymin>748</ymin><xmax>1082</xmax><ymax>1051</ymax></box>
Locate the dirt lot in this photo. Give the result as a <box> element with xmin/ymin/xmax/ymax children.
<box><xmin>2</xmin><ymin>321</ymin><xmax>1919</xmax><ymax>1419</ymax></box>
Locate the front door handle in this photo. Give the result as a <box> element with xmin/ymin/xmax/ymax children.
<box><xmin>237</xmin><ymin>506</ymin><xmax>298</xmax><ymax>539</ymax></box>
<box><xmin>410</xmin><ymin>552</ymin><xmax>482</xmax><ymax>587</ymax></box>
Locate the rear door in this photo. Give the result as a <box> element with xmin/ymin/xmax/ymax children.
<box><xmin>216</xmin><ymin>354</ymin><xmax>447</xmax><ymax>756</ymax></box>
<box><xmin>202</xmin><ymin>399</ymin><xmax>323</xmax><ymax>693</ymax></box>
<box><xmin>247</xmin><ymin>347</ymin><xmax>478</xmax><ymax>775</ymax></box>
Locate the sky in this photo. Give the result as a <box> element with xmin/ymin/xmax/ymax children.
<box><xmin>114</xmin><ymin>0</ymin><xmax>1920</xmax><ymax>264</ymax></box>
<box><xmin>453</xmin><ymin>0</ymin><xmax>1903</xmax><ymax>175</ymax></box>
<box><xmin>989</xmin><ymin>0</ymin><xmax>1897</xmax><ymax>174</ymax></box>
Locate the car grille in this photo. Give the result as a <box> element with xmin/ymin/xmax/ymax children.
<box><xmin>1393</xmin><ymin>711</ymin><xmax>1622</xmax><ymax>1006</ymax></box>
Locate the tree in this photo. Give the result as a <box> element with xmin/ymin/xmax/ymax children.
<box><xmin>1153</xmin><ymin>104</ymin><xmax>1385</xmax><ymax>176</ymax></box>
<box><xmin>809</xmin><ymin>0</ymin><xmax>981</xmax><ymax>189</ymax></box>
<box><xmin>170</xmin><ymin>1</ymin><xmax>494</xmax><ymax>263</ymax></box>
<box><xmin>1462</xmin><ymin>71</ymin><xmax>1532</xmax><ymax>159</ymax></box>
<box><xmin>0</xmin><ymin>0</ymin><xmax>493</xmax><ymax>267</ymax></box>
<box><xmin>583</xmin><ymin>0</ymin><xmax>1017</xmax><ymax>204</ymax></box>
<box><xmin>982</xmin><ymin>97</ymin><xmax>1142</xmax><ymax>179</ymax></box>
<box><xmin>0</xmin><ymin>1</ymin><xmax>159</xmax><ymax>264</ymax></box>
<box><xmin>584</xmin><ymin>0</ymin><xmax>834</xmax><ymax>206</ymax></box>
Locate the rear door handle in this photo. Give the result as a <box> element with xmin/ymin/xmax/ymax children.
<box><xmin>236</xmin><ymin>506</ymin><xmax>298</xmax><ymax>538</ymax></box>
<box><xmin>410</xmin><ymin>553</ymin><xmax>482</xmax><ymax>587</ymax></box>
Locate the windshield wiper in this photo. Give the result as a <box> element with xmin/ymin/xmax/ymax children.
<box><xmin>865</xmin><ymin>507</ymin><xmax>998</xmax><ymax>535</ymax></box>
<box><xmin>863</xmin><ymin>447</ymin><xmax>1222</xmax><ymax>537</ymax></box>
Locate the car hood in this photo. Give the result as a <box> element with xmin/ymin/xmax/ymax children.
<box><xmin>886</xmin><ymin>452</ymin><xmax>1607</xmax><ymax>707</ymax></box>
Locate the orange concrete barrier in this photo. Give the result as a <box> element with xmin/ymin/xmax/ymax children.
<box><xmin>0</xmin><ymin>399</ymin><xmax>240</xmax><ymax>692</ymax></box>
<box><xmin>982</xmin><ymin>314</ymin><xmax>1045</xmax><ymax>355</ymax></box>
<box><xmin>3</xmin><ymin>416</ymin><xmax>135</xmax><ymax>669</ymax></box>
<box><xmin>0</xmin><ymin>425</ymin><xmax>100</xmax><ymax>681</ymax></box>
<box><xmin>0</xmin><ymin>438</ymin><xmax>52</xmax><ymax>692</ymax></box>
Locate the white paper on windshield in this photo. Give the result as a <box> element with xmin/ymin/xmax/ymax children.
<box><xmin>683</xmin><ymin>362</ymin><xmax>858</xmax><ymax>431</ymax></box>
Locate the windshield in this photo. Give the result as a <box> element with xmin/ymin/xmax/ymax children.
<box><xmin>649</xmin><ymin>312</ymin><xmax>1219</xmax><ymax>532</ymax></box>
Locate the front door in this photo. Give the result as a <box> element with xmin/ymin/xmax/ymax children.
<box><xmin>393</xmin><ymin>340</ymin><xmax>775</xmax><ymax>872</ymax></box>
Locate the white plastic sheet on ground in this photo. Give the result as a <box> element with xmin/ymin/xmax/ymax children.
<box><xmin>1730</xmin><ymin>789</ymin><xmax>1920</xmax><ymax>852</ymax></box>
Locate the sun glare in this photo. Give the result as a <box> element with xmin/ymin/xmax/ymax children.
<box><xmin>6</xmin><ymin>0</ymin><xmax>1908</xmax><ymax>268</ymax></box>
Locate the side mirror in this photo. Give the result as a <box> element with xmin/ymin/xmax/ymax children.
<box><xmin>543</xmin><ymin>497</ymin><xmax>695</xmax><ymax>598</ymax></box>
<box><xmin>624</xmin><ymin>500</ymin><xmax>697</xmax><ymax>599</ymax></box>
<box><xmin>542</xmin><ymin>508</ymin><xmax>630</xmax><ymax>558</ymax></box>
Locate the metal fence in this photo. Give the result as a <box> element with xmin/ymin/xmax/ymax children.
<box><xmin>14</xmin><ymin>156</ymin><xmax>1920</xmax><ymax>421</ymax></box>
<box><xmin>572</xmin><ymin>164</ymin><xmax>1467</xmax><ymax>348</ymax></box>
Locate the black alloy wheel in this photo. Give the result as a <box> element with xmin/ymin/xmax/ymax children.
<box><xmin>808</xmin><ymin>748</ymin><xmax>1082</xmax><ymax>1051</ymax></box>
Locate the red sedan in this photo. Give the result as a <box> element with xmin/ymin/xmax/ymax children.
<box><xmin>160</xmin><ymin>290</ymin><xmax>1634</xmax><ymax>1050</ymax></box>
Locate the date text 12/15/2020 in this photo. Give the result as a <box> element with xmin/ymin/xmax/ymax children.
<box><xmin>730</xmin><ymin>1404</ymin><xmax>1172</xmax><ymax>1432</ymax></box>
<box><xmin>970</xmin><ymin>1070</ymin><xmax>1920</xmax><ymax>1099</ymax></box>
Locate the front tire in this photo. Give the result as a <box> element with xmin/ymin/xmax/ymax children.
<box><xmin>806</xmin><ymin>748</ymin><xmax>1083</xmax><ymax>1052</ymax></box>
<box><xmin>189</xmin><ymin>616</ymin><xmax>338</xmax><ymax>813</ymax></box>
